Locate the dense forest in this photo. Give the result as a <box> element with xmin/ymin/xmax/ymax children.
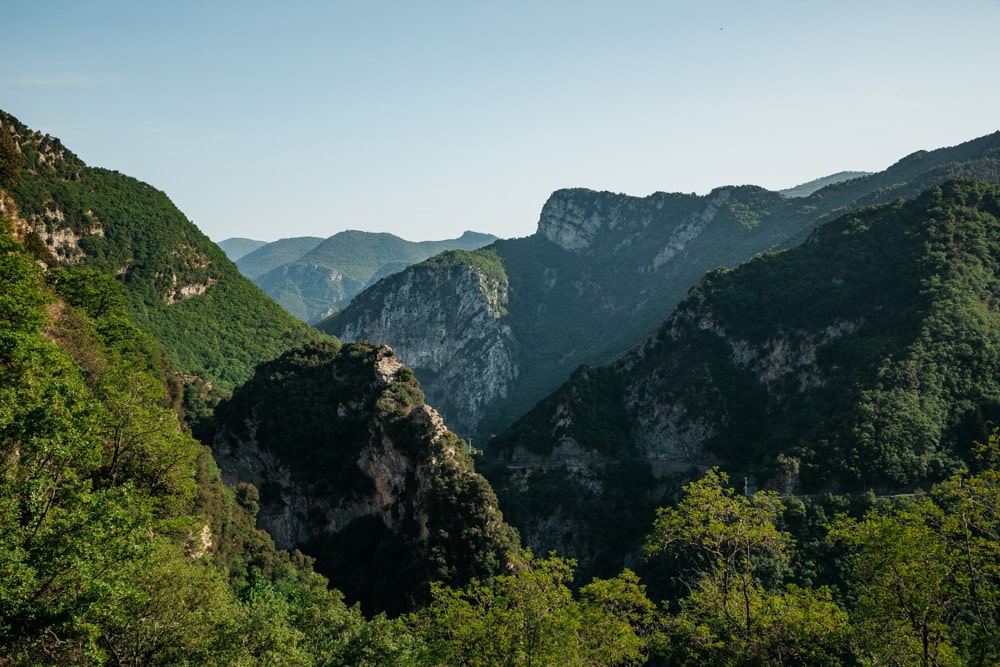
<box><xmin>486</xmin><ymin>180</ymin><xmax>1000</xmax><ymax>584</ymax></box>
<box><xmin>4</xmin><ymin>112</ymin><xmax>1000</xmax><ymax>665</ymax></box>
<box><xmin>0</xmin><ymin>110</ymin><xmax>323</xmax><ymax>414</ymax></box>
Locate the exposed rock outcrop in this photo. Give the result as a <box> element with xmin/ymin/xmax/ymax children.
<box><xmin>241</xmin><ymin>230</ymin><xmax>499</xmax><ymax>324</ymax></box>
<box><xmin>328</xmin><ymin>132</ymin><xmax>1000</xmax><ymax>449</ymax></box>
<box><xmin>333</xmin><ymin>262</ymin><xmax>517</xmax><ymax>437</ymax></box>
<box><xmin>211</xmin><ymin>340</ymin><xmax>518</xmax><ymax>613</ymax></box>
<box><xmin>487</xmin><ymin>180</ymin><xmax>1000</xmax><ymax>582</ymax></box>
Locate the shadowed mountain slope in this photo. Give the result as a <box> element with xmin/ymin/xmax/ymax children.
<box><xmin>210</xmin><ymin>340</ymin><xmax>519</xmax><ymax>614</ymax></box>
<box><xmin>485</xmin><ymin>179</ymin><xmax>1000</xmax><ymax>577</ymax></box>
<box><xmin>323</xmin><ymin>132</ymin><xmax>1000</xmax><ymax>442</ymax></box>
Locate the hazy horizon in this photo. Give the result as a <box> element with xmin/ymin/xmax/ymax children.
<box><xmin>4</xmin><ymin>1</ymin><xmax>999</xmax><ymax>242</ymax></box>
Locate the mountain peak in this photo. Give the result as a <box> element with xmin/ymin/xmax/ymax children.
<box><xmin>536</xmin><ymin>188</ymin><xmax>606</xmax><ymax>251</ymax></box>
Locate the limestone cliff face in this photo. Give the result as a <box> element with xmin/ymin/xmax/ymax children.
<box><xmin>213</xmin><ymin>356</ymin><xmax>452</xmax><ymax>548</ymax></box>
<box><xmin>614</xmin><ymin>291</ymin><xmax>865</xmax><ymax>462</ymax></box>
<box><xmin>488</xmin><ymin>182</ymin><xmax>1000</xmax><ymax>581</ymax></box>
<box><xmin>210</xmin><ymin>340</ymin><xmax>517</xmax><ymax>613</ymax></box>
<box><xmin>327</xmin><ymin>184</ymin><xmax>834</xmax><ymax>443</ymax></box>
<box><xmin>537</xmin><ymin>187</ymin><xmax>732</xmax><ymax>259</ymax></box>
<box><xmin>537</xmin><ymin>191</ymin><xmax>608</xmax><ymax>252</ymax></box>
<box><xmin>332</xmin><ymin>262</ymin><xmax>517</xmax><ymax>438</ymax></box>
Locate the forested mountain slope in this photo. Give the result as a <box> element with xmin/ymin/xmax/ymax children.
<box><xmin>323</xmin><ymin>132</ymin><xmax>1000</xmax><ymax>442</ymax></box>
<box><xmin>486</xmin><ymin>179</ymin><xmax>1000</xmax><ymax>576</ymax></box>
<box><xmin>243</xmin><ymin>229</ymin><xmax>497</xmax><ymax>323</ymax></box>
<box><xmin>0</xmin><ymin>110</ymin><xmax>520</xmax><ymax>622</ymax></box>
<box><xmin>0</xmin><ymin>111</ymin><xmax>322</xmax><ymax>404</ymax></box>
<box><xmin>0</xmin><ymin>212</ymin><xmax>422</xmax><ymax>663</ymax></box>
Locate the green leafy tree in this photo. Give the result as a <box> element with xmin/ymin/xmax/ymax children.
<box><xmin>645</xmin><ymin>468</ymin><xmax>791</xmax><ymax>610</ymax></box>
<box><xmin>93</xmin><ymin>364</ymin><xmax>199</xmax><ymax>512</ymax></box>
<box><xmin>933</xmin><ymin>439</ymin><xmax>1000</xmax><ymax>665</ymax></box>
<box><xmin>80</xmin><ymin>539</ymin><xmax>237</xmax><ymax>666</ymax></box>
<box><xmin>576</xmin><ymin>569</ymin><xmax>658</xmax><ymax>665</ymax></box>
<box><xmin>832</xmin><ymin>435</ymin><xmax>1000</xmax><ymax>666</ymax></box>
<box><xmin>47</xmin><ymin>268</ymin><xmax>127</xmax><ymax>321</ymax></box>
<box><xmin>407</xmin><ymin>552</ymin><xmax>654</xmax><ymax>666</ymax></box>
<box><xmin>646</xmin><ymin>469</ymin><xmax>849</xmax><ymax>664</ymax></box>
<box><xmin>831</xmin><ymin>499</ymin><xmax>964</xmax><ymax>666</ymax></box>
<box><xmin>0</xmin><ymin>268</ymin><xmax>154</xmax><ymax>659</ymax></box>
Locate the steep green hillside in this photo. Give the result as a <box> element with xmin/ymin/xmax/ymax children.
<box><xmin>0</xmin><ymin>217</ymin><xmax>416</xmax><ymax>664</ymax></box>
<box><xmin>1</xmin><ymin>111</ymin><xmax>323</xmax><ymax>397</ymax></box>
<box><xmin>324</xmin><ymin>131</ymin><xmax>1000</xmax><ymax>443</ymax></box>
<box><xmin>217</xmin><ymin>236</ymin><xmax>267</xmax><ymax>261</ymax></box>
<box><xmin>486</xmin><ymin>179</ymin><xmax>1000</xmax><ymax>578</ymax></box>
<box><xmin>248</xmin><ymin>229</ymin><xmax>498</xmax><ymax>323</ymax></box>
<box><xmin>2</xmin><ymin>109</ymin><xmax>520</xmax><ymax>612</ymax></box>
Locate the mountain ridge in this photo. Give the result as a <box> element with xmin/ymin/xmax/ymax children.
<box><xmin>323</xmin><ymin>131</ymin><xmax>1000</xmax><ymax>441</ymax></box>
<box><xmin>217</xmin><ymin>236</ymin><xmax>267</xmax><ymax>261</ymax></box>
<box><xmin>485</xmin><ymin>178</ymin><xmax>1000</xmax><ymax>576</ymax></box>
<box><xmin>242</xmin><ymin>229</ymin><xmax>498</xmax><ymax>323</ymax></box>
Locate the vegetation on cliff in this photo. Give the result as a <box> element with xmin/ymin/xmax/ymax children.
<box><xmin>242</xmin><ymin>230</ymin><xmax>498</xmax><ymax>323</ymax></box>
<box><xmin>485</xmin><ymin>179</ymin><xmax>1000</xmax><ymax>590</ymax></box>
<box><xmin>210</xmin><ymin>340</ymin><xmax>520</xmax><ymax>615</ymax></box>
<box><xmin>326</xmin><ymin>133</ymin><xmax>1000</xmax><ymax>445</ymax></box>
<box><xmin>0</xmin><ymin>219</ymin><xmax>418</xmax><ymax>664</ymax></box>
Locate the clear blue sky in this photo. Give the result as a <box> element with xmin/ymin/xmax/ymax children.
<box><xmin>4</xmin><ymin>1</ymin><xmax>999</xmax><ymax>242</ymax></box>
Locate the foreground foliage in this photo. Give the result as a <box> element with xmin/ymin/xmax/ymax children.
<box><xmin>487</xmin><ymin>179</ymin><xmax>1000</xmax><ymax>588</ymax></box>
<box><xmin>646</xmin><ymin>454</ymin><xmax>1000</xmax><ymax>666</ymax></box>
<box><xmin>407</xmin><ymin>449</ymin><xmax>1000</xmax><ymax>666</ymax></box>
<box><xmin>0</xmin><ymin>221</ymin><xmax>416</xmax><ymax>665</ymax></box>
<box><xmin>406</xmin><ymin>553</ymin><xmax>656</xmax><ymax>666</ymax></box>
